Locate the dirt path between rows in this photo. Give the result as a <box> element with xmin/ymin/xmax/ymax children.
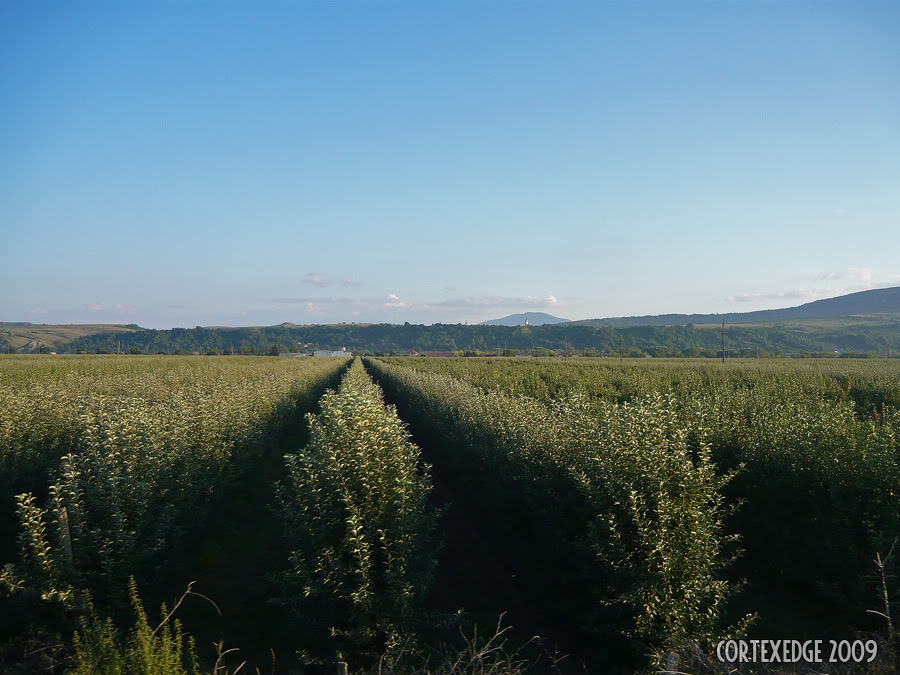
<box><xmin>363</xmin><ymin>370</ymin><xmax>604</xmax><ymax>672</ymax></box>
<box><xmin>157</xmin><ymin>414</ymin><xmax>310</xmax><ymax>672</ymax></box>
<box><xmin>150</xmin><ymin>364</ymin><xmax>362</xmax><ymax>674</ymax></box>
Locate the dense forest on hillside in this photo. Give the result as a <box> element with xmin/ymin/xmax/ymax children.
<box><xmin>570</xmin><ymin>286</ymin><xmax>900</xmax><ymax>327</ymax></box>
<box><xmin>56</xmin><ymin>320</ymin><xmax>900</xmax><ymax>357</ymax></box>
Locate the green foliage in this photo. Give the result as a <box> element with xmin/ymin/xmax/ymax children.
<box><xmin>71</xmin><ymin>579</ymin><xmax>201</xmax><ymax>675</ymax></box>
<box><xmin>274</xmin><ymin>360</ymin><xmax>440</xmax><ymax>664</ymax></box>
<box><xmin>383</xmin><ymin>355</ymin><xmax>900</xmax><ymax>417</ymax></box>
<box><xmin>373</xmin><ymin>356</ymin><xmax>900</xmax><ymax>653</ymax></box>
<box><xmin>0</xmin><ymin>355</ymin><xmax>349</xmax><ymax>624</ymax></box>
<box><xmin>5</xmin><ymin>492</ymin><xmax>75</xmax><ymax>607</ymax></box>
<box><xmin>701</xmin><ymin>386</ymin><xmax>900</xmax><ymax>610</ymax></box>
<box><xmin>571</xmin><ymin>394</ymin><xmax>751</xmax><ymax>649</ymax></box>
<box><xmin>60</xmin><ymin>313</ymin><xmax>900</xmax><ymax>357</ymax></box>
<box><xmin>3</xmin><ymin>349</ymin><xmax>899</xmax><ymax>672</ymax></box>
<box><xmin>365</xmin><ymin>358</ymin><xmax>751</xmax><ymax>662</ymax></box>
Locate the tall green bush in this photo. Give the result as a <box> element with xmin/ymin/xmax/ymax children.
<box><xmin>274</xmin><ymin>360</ymin><xmax>440</xmax><ymax>664</ymax></box>
<box><xmin>365</xmin><ymin>358</ymin><xmax>750</xmax><ymax>664</ymax></box>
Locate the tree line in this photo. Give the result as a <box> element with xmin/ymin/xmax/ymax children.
<box><xmin>50</xmin><ymin>320</ymin><xmax>900</xmax><ymax>358</ymax></box>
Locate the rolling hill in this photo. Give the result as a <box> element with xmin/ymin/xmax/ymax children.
<box><xmin>0</xmin><ymin>322</ymin><xmax>142</xmax><ymax>352</ymax></box>
<box><xmin>5</xmin><ymin>287</ymin><xmax>900</xmax><ymax>357</ymax></box>
<box><xmin>480</xmin><ymin>312</ymin><xmax>571</xmax><ymax>326</ymax></box>
<box><xmin>570</xmin><ymin>286</ymin><xmax>900</xmax><ymax>327</ymax></box>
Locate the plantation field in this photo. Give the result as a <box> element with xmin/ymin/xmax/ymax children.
<box><xmin>2</xmin><ymin>354</ymin><xmax>899</xmax><ymax>673</ymax></box>
<box><xmin>0</xmin><ymin>355</ymin><xmax>350</xmax><ymax>671</ymax></box>
<box><xmin>380</xmin><ymin>356</ymin><xmax>900</xmax><ymax>414</ymax></box>
<box><xmin>368</xmin><ymin>357</ymin><xmax>900</xmax><ymax>670</ymax></box>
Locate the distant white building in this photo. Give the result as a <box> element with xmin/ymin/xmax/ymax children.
<box><xmin>279</xmin><ymin>352</ymin><xmax>311</xmax><ymax>357</ymax></box>
<box><xmin>313</xmin><ymin>349</ymin><xmax>352</xmax><ymax>357</ymax></box>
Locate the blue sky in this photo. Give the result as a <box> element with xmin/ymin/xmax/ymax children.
<box><xmin>2</xmin><ymin>1</ymin><xmax>898</xmax><ymax>328</ymax></box>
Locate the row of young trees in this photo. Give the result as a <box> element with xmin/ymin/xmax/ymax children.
<box><xmin>0</xmin><ymin>356</ymin><xmax>350</xmax><ymax>670</ymax></box>
<box><xmin>382</xmin><ymin>355</ymin><xmax>900</xmax><ymax>417</ymax></box>
<box><xmin>0</xmin><ymin>355</ymin><xmax>455</xmax><ymax>672</ymax></box>
<box><xmin>5</xmin><ymin>353</ymin><xmax>897</xmax><ymax>671</ymax></box>
<box><xmin>274</xmin><ymin>359</ymin><xmax>441</xmax><ymax>666</ymax></box>
<box><xmin>371</xmin><ymin>356</ymin><xmax>900</xmax><ymax>658</ymax></box>
<box><xmin>364</xmin><ymin>357</ymin><xmax>751</xmax><ymax>668</ymax></box>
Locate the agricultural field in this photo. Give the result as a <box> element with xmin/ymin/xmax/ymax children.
<box><xmin>0</xmin><ymin>323</ymin><xmax>142</xmax><ymax>353</ymax></box>
<box><xmin>380</xmin><ymin>356</ymin><xmax>900</xmax><ymax>415</ymax></box>
<box><xmin>0</xmin><ymin>355</ymin><xmax>350</xmax><ymax>672</ymax></box>
<box><xmin>367</xmin><ymin>357</ymin><xmax>900</xmax><ymax>670</ymax></box>
<box><xmin>2</xmin><ymin>354</ymin><xmax>899</xmax><ymax>673</ymax></box>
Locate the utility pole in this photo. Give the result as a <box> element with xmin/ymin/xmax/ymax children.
<box><xmin>564</xmin><ymin>336</ymin><xmax>568</xmax><ymax>359</ymax></box>
<box><xmin>620</xmin><ymin>335</ymin><xmax>624</xmax><ymax>359</ymax></box>
<box><xmin>118</xmin><ymin>340</ymin><xmax>120</xmax><ymax>356</ymax></box>
<box><xmin>231</xmin><ymin>344</ymin><xmax>234</xmax><ymax>356</ymax></box>
<box><xmin>721</xmin><ymin>320</ymin><xmax>725</xmax><ymax>364</ymax></box>
<box><xmin>756</xmin><ymin>345</ymin><xmax>759</xmax><ymax>359</ymax></box>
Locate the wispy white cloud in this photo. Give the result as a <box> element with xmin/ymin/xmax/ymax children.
<box><xmin>302</xmin><ymin>272</ymin><xmax>363</xmax><ymax>288</ymax></box>
<box><xmin>384</xmin><ymin>293</ymin><xmax>408</xmax><ymax>309</ymax></box>
<box><xmin>726</xmin><ymin>288</ymin><xmax>836</xmax><ymax>303</ymax></box>
<box><xmin>271</xmin><ymin>295</ymin><xmax>375</xmax><ymax>306</ymax></box>
<box><xmin>270</xmin><ymin>295</ymin><xmax>419</xmax><ymax>313</ymax></box>
<box><xmin>815</xmin><ymin>267</ymin><xmax>874</xmax><ymax>282</ymax></box>
<box><xmin>435</xmin><ymin>295</ymin><xmax>559</xmax><ymax>310</ymax></box>
<box><xmin>726</xmin><ymin>268</ymin><xmax>899</xmax><ymax>304</ymax></box>
<box><xmin>84</xmin><ymin>302</ymin><xmax>136</xmax><ymax>314</ymax></box>
<box><xmin>268</xmin><ymin>292</ymin><xmax>561</xmax><ymax>316</ymax></box>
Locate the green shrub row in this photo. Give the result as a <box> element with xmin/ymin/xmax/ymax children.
<box><xmin>274</xmin><ymin>359</ymin><xmax>440</xmax><ymax>665</ymax></box>
<box><xmin>0</xmin><ymin>356</ymin><xmax>349</xmax><ymax>617</ymax></box>
<box><xmin>380</xmin><ymin>356</ymin><xmax>900</xmax><ymax>418</ymax></box>
<box><xmin>377</xmin><ymin>356</ymin><xmax>900</xmax><ymax>638</ymax></box>
<box><xmin>697</xmin><ymin>386</ymin><xmax>900</xmax><ymax>615</ymax></box>
<box><xmin>365</xmin><ymin>358</ymin><xmax>750</xmax><ymax>667</ymax></box>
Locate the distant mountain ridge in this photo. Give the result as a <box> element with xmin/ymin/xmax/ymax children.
<box><xmin>6</xmin><ymin>287</ymin><xmax>900</xmax><ymax>356</ymax></box>
<box><xmin>480</xmin><ymin>312</ymin><xmax>571</xmax><ymax>326</ymax></box>
<box><xmin>570</xmin><ymin>286</ymin><xmax>900</xmax><ymax>327</ymax></box>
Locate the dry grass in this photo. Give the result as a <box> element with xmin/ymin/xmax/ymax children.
<box><xmin>0</xmin><ymin>322</ymin><xmax>139</xmax><ymax>350</ymax></box>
